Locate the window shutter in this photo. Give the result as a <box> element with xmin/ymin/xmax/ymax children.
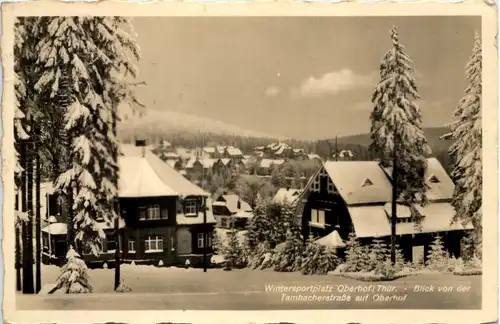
<box><xmin>161</xmin><ymin>207</ymin><xmax>168</xmax><ymax>219</ymax></box>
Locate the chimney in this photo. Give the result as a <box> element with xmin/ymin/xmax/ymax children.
<box><xmin>237</xmin><ymin>199</ymin><xmax>241</xmax><ymax>210</ymax></box>
<box><xmin>135</xmin><ymin>139</ymin><xmax>146</xmax><ymax>157</ymax></box>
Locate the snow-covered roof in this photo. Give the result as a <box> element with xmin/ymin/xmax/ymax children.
<box><xmin>273</xmin><ymin>188</ymin><xmax>303</xmax><ymax>205</ymax></box>
<box><xmin>215</xmin><ymin>195</ymin><xmax>252</xmax><ymax>214</ymax></box>
<box><xmin>307</xmin><ymin>154</ymin><xmax>322</xmax><ymax>161</ymax></box>
<box><xmin>41</xmin><ymin>223</ymin><xmax>68</xmax><ymax>235</ymax></box>
<box><xmin>315</xmin><ymin>230</ymin><xmax>346</xmax><ymax>248</ymax></box>
<box><xmin>165</xmin><ymin>160</ymin><xmax>177</xmax><ymax>169</ymax></box>
<box><xmin>382</xmin><ymin>158</ymin><xmax>454</xmax><ymax>202</ymax></box>
<box><xmin>203</xmin><ymin>147</ymin><xmax>216</xmax><ymax>154</ymax></box>
<box><xmin>349</xmin><ymin>203</ymin><xmax>473</xmax><ymax>238</ymax></box>
<box><xmin>322</xmin><ymin>161</ymin><xmax>393</xmax><ymax>205</ymax></box>
<box><xmin>41</xmin><ymin>219</ymin><xmax>126</xmax><ymax>235</ymax></box>
<box><xmin>260</xmin><ymin>159</ymin><xmax>285</xmax><ymax>168</ymax></box>
<box><xmin>226</xmin><ymin>147</ymin><xmax>243</xmax><ymax>156</ymax></box>
<box><xmin>383</xmin><ymin>202</ymin><xmax>413</xmax><ymax>218</ymax></box>
<box><xmin>163</xmin><ymin>152</ymin><xmax>179</xmax><ymax>159</ymax></box>
<box><xmin>119</xmin><ymin>145</ymin><xmax>208</xmax><ymax>198</ymax></box>
<box><xmin>185</xmin><ymin>157</ymin><xmax>215</xmax><ymax>169</ymax></box>
<box><xmin>243</xmin><ymin>155</ymin><xmax>251</xmax><ymax>159</ymax></box>
<box><xmin>220</xmin><ymin>158</ymin><xmax>231</xmax><ymax>166</ymax></box>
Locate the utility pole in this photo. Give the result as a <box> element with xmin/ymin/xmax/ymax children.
<box><xmin>203</xmin><ymin>200</ymin><xmax>207</xmax><ymax>273</ymax></box>
<box><xmin>335</xmin><ymin>136</ymin><xmax>338</xmax><ymax>162</ymax></box>
<box><xmin>390</xmin><ymin>128</ymin><xmax>398</xmax><ymax>264</ymax></box>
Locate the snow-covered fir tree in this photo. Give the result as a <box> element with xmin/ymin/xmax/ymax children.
<box><xmin>426</xmin><ymin>234</ymin><xmax>450</xmax><ymax>271</ymax></box>
<box><xmin>370</xmin><ymin>26</ymin><xmax>431</xmax><ymax>262</ymax></box>
<box><xmin>272</xmin><ymin>228</ymin><xmax>304</xmax><ymax>272</ymax></box>
<box><xmin>442</xmin><ymin>32</ymin><xmax>482</xmax><ymax>252</ymax></box>
<box><xmin>368</xmin><ymin>239</ymin><xmax>390</xmax><ymax>272</ymax></box>
<box><xmin>224</xmin><ymin>228</ymin><xmax>242</xmax><ymax>269</ymax></box>
<box><xmin>344</xmin><ymin>232</ymin><xmax>370</xmax><ymax>272</ymax></box>
<box><xmin>300</xmin><ymin>234</ymin><xmax>322</xmax><ymax>275</ymax></box>
<box><xmin>244</xmin><ymin>193</ymin><xmax>269</xmax><ymax>254</ymax></box>
<box><xmin>56</xmin><ymin>245</ymin><xmax>92</xmax><ymax>293</ymax></box>
<box><xmin>28</xmin><ymin>17</ymin><xmax>141</xmax><ymax>253</ymax></box>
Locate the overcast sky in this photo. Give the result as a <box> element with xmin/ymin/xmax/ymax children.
<box><xmin>131</xmin><ymin>16</ymin><xmax>480</xmax><ymax>140</ymax></box>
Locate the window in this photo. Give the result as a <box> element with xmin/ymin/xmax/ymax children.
<box><xmin>362</xmin><ymin>178</ymin><xmax>373</xmax><ymax>187</ymax></box>
<box><xmin>428</xmin><ymin>175</ymin><xmax>440</xmax><ymax>183</ymax></box>
<box><xmin>139</xmin><ymin>204</ymin><xmax>167</xmax><ymax>220</ymax></box>
<box><xmin>107</xmin><ymin>238</ymin><xmax>117</xmax><ymax>253</ymax></box>
<box><xmin>197</xmin><ymin>233</ymin><xmax>205</xmax><ymax>248</ymax></box>
<box><xmin>185</xmin><ymin>200</ymin><xmax>197</xmax><ymax>216</ymax></box>
<box><xmin>145</xmin><ymin>235</ymin><xmax>163</xmax><ymax>253</ymax></box>
<box><xmin>147</xmin><ymin>204</ymin><xmax>161</xmax><ymax>220</ymax></box>
<box><xmin>139</xmin><ymin>206</ymin><xmax>147</xmax><ymax>220</ymax></box>
<box><xmin>221</xmin><ymin>218</ymin><xmax>227</xmax><ymax>228</ymax></box>
<box><xmin>311</xmin><ymin>209</ymin><xmax>325</xmax><ymax>225</ymax></box>
<box><xmin>42</xmin><ymin>236</ymin><xmax>49</xmax><ymax>249</ymax></box>
<box><xmin>128</xmin><ymin>239</ymin><xmax>136</xmax><ymax>253</ymax></box>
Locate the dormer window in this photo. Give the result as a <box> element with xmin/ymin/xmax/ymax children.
<box><xmin>362</xmin><ymin>178</ymin><xmax>373</xmax><ymax>187</ymax></box>
<box><xmin>184</xmin><ymin>200</ymin><xmax>197</xmax><ymax>216</ymax></box>
<box><xmin>428</xmin><ymin>175</ymin><xmax>440</xmax><ymax>183</ymax></box>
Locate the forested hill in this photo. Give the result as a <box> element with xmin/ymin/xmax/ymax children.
<box><xmin>334</xmin><ymin>126</ymin><xmax>452</xmax><ymax>153</ymax></box>
<box><xmin>117</xmin><ymin>123</ymin><xmax>454</xmax><ymax>173</ymax></box>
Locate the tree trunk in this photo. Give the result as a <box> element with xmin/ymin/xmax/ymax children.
<box><xmin>60</xmin><ymin>126</ymin><xmax>74</xmax><ymax>249</ymax></box>
<box><xmin>35</xmin><ymin>128</ymin><xmax>42</xmax><ymax>293</ymax></box>
<box><xmin>22</xmin><ymin>140</ymin><xmax>34</xmax><ymax>294</ymax></box>
<box><xmin>112</xmin><ymin>103</ymin><xmax>121</xmax><ymax>291</ymax></box>
<box><xmin>15</xmin><ymin>191</ymin><xmax>21</xmax><ymax>291</ymax></box>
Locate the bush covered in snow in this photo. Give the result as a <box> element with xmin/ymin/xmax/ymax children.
<box><xmin>55</xmin><ymin>246</ymin><xmax>92</xmax><ymax>294</ymax></box>
<box><xmin>300</xmin><ymin>235</ymin><xmax>339</xmax><ymax>275</ymax></box>
<box><xmin>115</xmin><ymin>279</ymin><xmax>132</xmax><ymax>293</ymax></box>
<box><xmin>247</xmin><ymin>242</ymin><xmax>274</xmax><ymax>270</ymax></box>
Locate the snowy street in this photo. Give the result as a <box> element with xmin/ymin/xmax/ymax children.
<box><xmin>17</xmin><ymin>265</ymin><xmax>480</xmax><ymax>310</ymax></box>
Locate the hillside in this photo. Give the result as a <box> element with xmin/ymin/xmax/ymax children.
<box><xmin>335</xmin><ymin>126</ymin><xmax>453</xmax><ymax>153</ymax></box>
<box><xmin>117</xmin><ymin>109</ymin><xmax>286</xmax><ymax>141</ymax></box>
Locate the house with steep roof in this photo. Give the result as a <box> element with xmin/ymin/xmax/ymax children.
<box><xmin>273</xmin><ymin>188</ymin><xmax>303</xmax><ymax>206</ymax></box>
<box><xmin>42</xmin><ymin>140</ymin><xmax>216</xmax><ymax>267</ymax></box>
<box><xmin>257</xmin><ymin>158</ymin><xmax>285</xmax><ymax>176</ymax></box>
<box><xmin>297</xmin><ymin>158</ymin><xmax>472</xmax><ymax>263</ymax></box>
<box><xmin>212</xmin><ymin>194</ymin><xmax>253</xmax><ymax>229</ymax></box>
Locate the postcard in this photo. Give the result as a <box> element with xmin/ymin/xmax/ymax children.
<box><xmin>2</xmin><ymin>1</ymin><xmax>497</xmax><ymax>323</ymax></box>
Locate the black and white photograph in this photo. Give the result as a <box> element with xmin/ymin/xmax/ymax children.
<box><xmin>2</xmin><ymin>2</ymin><xmax>497</xmax><ymax>322</ymax></box>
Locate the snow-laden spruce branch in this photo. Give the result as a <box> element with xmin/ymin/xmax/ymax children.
<box><xmin>441</xmin><ymin>31</ymin><xmax>482</xmax><ymax>246</ymax></box>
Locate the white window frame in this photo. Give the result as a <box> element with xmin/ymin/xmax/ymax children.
<box><xmin>145</xmin><ymin>235</ymin><xmax>163</xmax><ymax>253</ymax></box>
<box><xmin>42</xmin><ymin>236</ymin><xmax>49</xmax><ymax>249</ymax></box>
<box><xmin>311</xmin><ymin>209</ymin><xmax>326</xmax><ymax>225</ymax></box>
<box><xmin>147</xmin><ymin>204</ymin><xmax>161</xmax><ymax>220</ymax></box>
<box><xmin>128</xmin><ymin>239</ymin><xmax>136</xmax><ymax>253</ymax></box>
<box><xmin>185</xmin><ymin>200</ymin><xmax>197</xmax><ymax>216</ymax></box>
<box><xmin>197</xmin><ymin>233</ymin><xmax>205</xmax><ymax>248</ymax></box>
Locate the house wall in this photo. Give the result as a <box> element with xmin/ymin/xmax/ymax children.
<box><xmin>301</xmin><ymin>191</ymin><xmax>353</xmax><ymax>242</ymax></box>
<box><xmin>123</xmin><ymin>226</ymin><xmax>176</xmax><ymax>264</ymax></box>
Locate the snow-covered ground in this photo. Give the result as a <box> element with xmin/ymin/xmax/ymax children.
<box><xmin>19</xmin><ymin>264</ymin><xmax>481</xmax><ymax>310</ymax></box>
